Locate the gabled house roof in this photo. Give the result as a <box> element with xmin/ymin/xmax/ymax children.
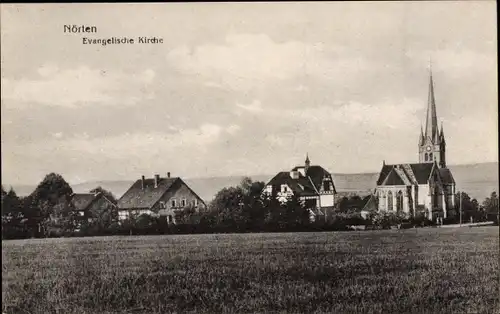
<box><xmin>377</xmin><ymin>162</ymin><xmax>442</xmax><ymax>186</ymax></box>
<box><xmin>292</xmin><ymin>165</ymin><xmax>336</xmax><ymax>193</ymax></box>
<box><xmin>266</xmin><ymin>165</ymin><xmax>336</xmax><ymax>197</ymax></box>
<box><xmin>339</xmin><ymin>194</ymin><xmax>377</xmax><ymax>213</ymax></box>
<box><xmin>71</xmin><ymin>193</ymin><xmax>97</xmax><ymax>211</ymax></box>
<box><xmin>117</xmin><ymin>176</ymin><xmax>205</xmax><ymax>210</ymax></box>
<box><xmin>266</xmin><ymin>171</ymin><xmax>317</xmax><ymax>196</ymax></box>
<box><xmin>71</xmin><ymin>192</ymin><xmax>116</xmax><ymax>212</ymax></box>
<box><xmin>118</xmin><ymin>177</ymin><xmax>178</xmax><ymax>210</ymax></box>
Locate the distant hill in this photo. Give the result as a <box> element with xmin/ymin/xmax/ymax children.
<box><xmin>5</xmin><ymin>162</ymin><xmax>498</xmax><ymax>203</ymax></box>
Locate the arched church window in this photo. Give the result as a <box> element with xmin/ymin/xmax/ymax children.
<box><xmin>387</xmin><ymin>191</ymin><xmax>393</xmax><ymax>211</ymax></box>
<box><xmin>433</xmin><ymin>185</ymin><xmax>439</xmax><ymax>209</ymax></box>
<box><xmin>396</xmin><ymin>191</ymin><xmax>403</xmax><ymax>213</ymax></box>
<box><xmin>424</xmin><ymin>153</ymin><xmax>428</xmax><ymax>161</ymax></box>
<box><xmin>429</xmin><ymin>153</ymin><xmax>433</xmax><ymax>160</ymax></box>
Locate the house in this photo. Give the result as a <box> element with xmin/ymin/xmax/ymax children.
<box><xmin>375</xmin><ymin>69</ymin><xmax>456</xmax><ymax>220</ymax></box>
<box><xmin>338</xmin><ymin>194</ymin><xmax>377</xmax><ymax>219</ymax></box>
<box><xmin>116</xmin><ymin>172</ymin><xmax>206</xmax><ymax>223</ymax></box>
<box><xmin>262</xmin><ymin>155</ymin><xmax>337</xmax><ymax>221</ymax></box>
<box><xmin>70</xmin><ymin>191</ymin><xmax>117</xmax><ymax>229</ymax></box>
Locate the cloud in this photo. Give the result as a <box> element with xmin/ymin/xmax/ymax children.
<box><xmin>9</xmin><ymin>123</ymin><xmax>241</xmax><ymax>160</ymax></box>
<box><xmin>50</xmin><ymin>132</ymin><xmax>63</xmax><ymax>139</ymax></box>
<box><xmin>1</xmin><ymin>65</ymin><xmax>156</xmax><ymax>108</ymax></box>
<box><xmin>258</xmin><ymin>98</ymin><xmax>424</xmax><ymax>131</ymax></box>
<box><xmin>226</xmin><ymin>124</ymin><xmax>241</xmax><ymax>135</ymax></box>
<box><xmin>236</xmin><ymin>100</ymin><xmax>263</xmax><ymax>113</ymax></box>
<box><xmin>295</xmin><ymin>85</ymin><xmax>309</xmax><ymax>92</ymax></box>
<box><xmin>407</xmin><ymin>49</ymin><xmax>496</xmax><ymax>75</ymax></box>
<box><xmin>167</xmin><ymin>33</ymin><xmax>372</xmax><ymax>91</ymax></box>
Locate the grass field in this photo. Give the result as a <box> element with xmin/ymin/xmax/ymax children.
<box><xmin>2</xmin><ymin>227</ymin><xmax>499</xmax><ymax>314</ymax></box>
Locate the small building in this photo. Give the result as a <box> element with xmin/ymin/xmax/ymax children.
<box><xmin>117</xmin><ymin>173</ymin><xmax>206</xmax><ymax>224</ymax></box>
<box><xmin>262</xmin><ymin>155</ymin><xmax>337</xmax><ymax>221</ymax></box>
<box><xmin>70</xmin><ymin>191</ymin><xmax>117</xmax><ymax>229</ymax></box>
<box><xmin>338</xmin><ymin>194</ymin><xmax>378</xmax><ymax>219</ymax></box>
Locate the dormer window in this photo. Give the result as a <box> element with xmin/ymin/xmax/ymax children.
<box><xmin>323</xmin><ymin>181</ymin><xmax>331</xmax><ymax>191</ymax></box>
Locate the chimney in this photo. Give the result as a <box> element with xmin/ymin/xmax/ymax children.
<box><xmin>167</xmin><ymin>172</ymin><xmax>171</xmax><ymax>178</ymax></box>
<box><xmin>154</xmin><ymin>174</ymin><xmax>160</xmax><ymax>188</ymax></box>
<box><xmin>141</xmin><ymin>175</ymin><xmax>145</xmax><ymax>190</ymax></box>
<box><xmin>290</xmin><ymin>170</ymin><xmax>299</xmax><ymax>180</ymax></box>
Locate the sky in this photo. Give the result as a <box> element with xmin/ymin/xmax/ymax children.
<box><xmin>1</xmin><ymin>2</ymin><xmax>497</xmax><ymax>186</ymax></box>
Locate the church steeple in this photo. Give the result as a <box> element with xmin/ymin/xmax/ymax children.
<box><xmin>418</xmin><ymin>63</ymin><xmax>447</xmax><ymax>168</ymax></box>
<box><xmin>419</xmin><ymin>125</ymin><xmax>425</xmax><ymax>146</ymax></box>
<box><xmin>424</xmin><ymin>68</ymin><xmax>438</xmax><ymax>141</ymax></box>
<box><xmin>305</xmin><ymin>153</ymin><xmax>310</xmax><ymax>174</ymax></box>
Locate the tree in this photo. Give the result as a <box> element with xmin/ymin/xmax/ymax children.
<box><xmin>1</xmin><ymin>186</ymin><xmax>28</xmax><ymax>239</ymax></box>
<box><xmin>89</xmin><ymin>186</ymin><xmax>118</xmax><ymax>204</ymax></box>
<box><xmin>483</xmin><ymin>192</ymin><xmax>499</xmax><ymax>223</ymax></box>
<box><xmin>240</xmin><ymin>178</ymin><xmax>266</xmax><ymax>230</ymax></box>
<box><xmin>45</xmin><ymin>195</ymin><xmax>79</xmax><ymax>237</ymax></box>
<box><xmin>174</xmin><ymin>205</ymin><xmax>198</xmax><ymax>225</ymax></box>
<box><xmin>338</xmin><ymin>196</ymin><xmax>349</xmax><ymax>211</ymax></box>
<box><xmin>239</xmin><ymin>177</ymin><xmax>254</xmax><ymax>196</ymax></box>
<box><xmin>28</xmin><ymin>173</ymin><xmax>73</xmax><ymax>237</ymax></box>
<box><xmin>263</xmin><ymin>193</ymin><xmax>309</xmax><ymax>230</ymax></box>
<box><xmin>454</xmin><ymin>192</ymin><xmax>482</xmax><ymax>223</ymax></box>
<box><xmin>369</xmin><ymin>211</ymin><xmax>409</xmax><ymax>229</ymax></box>
<box><xmin>1</xmin><ymin>186</ymin><xmax>21</xmax><ymax>220</ymax></box>
<box><xmin>284</xmin><ymin>193</ymin><xmax>310</xmax><ymax>228</ymax></box>
<box><xmin>209</xmin><ymin>186</ymin><xmax>247</xmax><ymax>231</ymax></box>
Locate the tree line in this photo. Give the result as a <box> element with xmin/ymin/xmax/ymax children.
<box><xmin>2</xmin><ymin>173</ymin><xmax>499</xmax><ymax>239</ymax></box>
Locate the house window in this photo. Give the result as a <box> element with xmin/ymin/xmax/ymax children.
<box><xmin>305</xmin><ymin>198</ymin><xmax>317</xmax><ymax>209</ymax></box>
<box><xmin>159</xmin><ymin>201</ymin><xmax>166</xmax><ymax>209</ymax></box>
<box><xmin>168</xmin><ymin>215</ymin><xmax>173</xmax><ymax>223</ymax></box>
<box><xmin>171</xmin><ymin>199</ymin><xmax>177</xmax><ymax>208</ymax></box>
<box><xmin>324</xmin><ymin>181</ymin><xmax>331</xmax><ymax>191</ymax></box>
<box><xmin>181</xmin><ymin>199</ymin><xmax>186</xmax><ymax>207</ymax></box>
<box><xmin>118</xmin><ymin>211</ymin><xmax>129</xmax><ymax>220</ymax></box>
<box><xmin>281</xmin><ymin>185</ymin><xmax>288</xmax><ymax>193</ymax></box>
<box><xmin>265</xmin><ymin>185</ymin><xmax>272</xmax><ymax>194</ymax></box>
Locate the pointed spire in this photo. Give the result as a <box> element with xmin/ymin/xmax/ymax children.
<box><xmin>305</xmin><ymin>153</ymin><xmax>310</xmax><ymax>174</ymax></box>
<box><xmin>383</xmin><ymin>160</ymin><xmax>386</xmax><ymax>166</ymax></box>
<box><xmin>424</xmin><ymin>65</ymin><xmax>438</xmax><ymax>142</ymax></box>
<box><xmin>419</xmin><ymin>125</ymin><xmax>425</xmax><ymax>145</ymax></box>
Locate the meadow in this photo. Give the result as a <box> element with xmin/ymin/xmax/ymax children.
<box><xmin>2</xmin><ymin>227</ymin><xmax>499</xmax><ymax>314</ymax></box>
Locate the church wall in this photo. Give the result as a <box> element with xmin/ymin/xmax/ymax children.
<box><xmin>376</xmin><ymin>185</ymin><xmax>409</xmax><ymax>213</ymax></box>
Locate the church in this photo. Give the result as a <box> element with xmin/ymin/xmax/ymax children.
<box><xmin>375</xmin><ymin>69</ymin><xmax>456</xmax><ymax>220</ymax></box>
